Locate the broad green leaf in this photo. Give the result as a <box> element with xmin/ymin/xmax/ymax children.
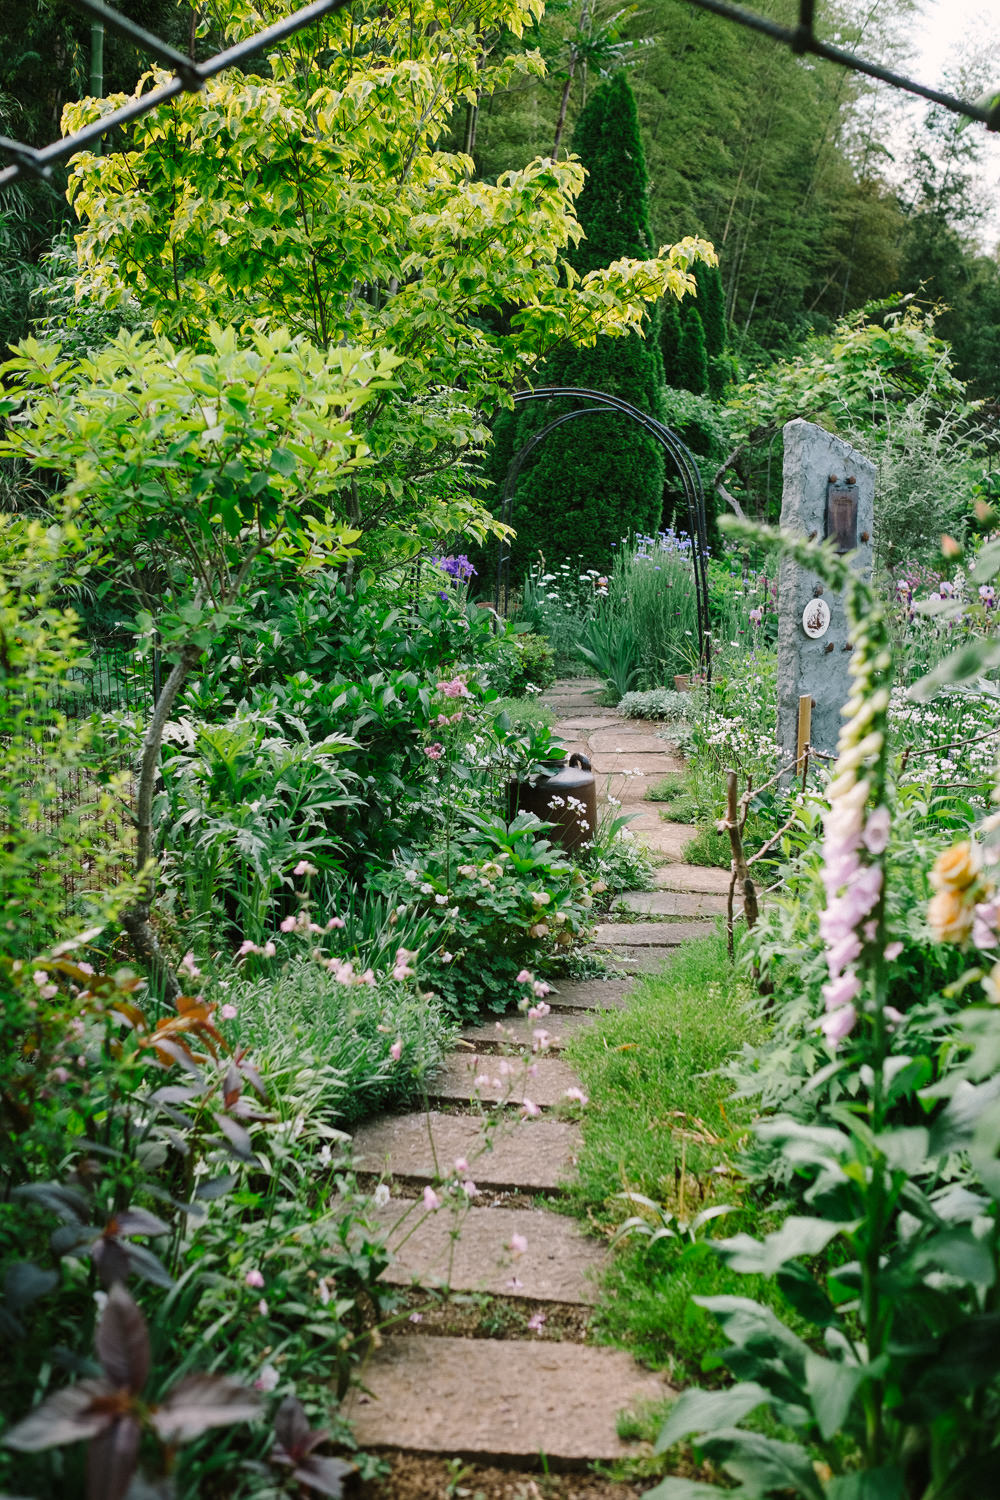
<box><xmin>804</xmin><ymin>1351</ymin><xmax>868</xmax><ymax>1441</ymax></box>
<box><xmin>827</xmin><ymin>1469</ymin><xmax>905</xmax><ymax>1499</ymax></box>
<box><xmin>714</xmin><ymin>1217</ymin><xmax>848</xmax><ymax>1276</ymax></box>
<box><xmin>909</xmin><ymin>640</ymin><xmax>1000</xmax><ymax>701</ymax></box>
<box><xmin>698</xmin><ymin>1429</ymin><xmax>825</xmax><ymax>1499</ymax></box>
<box><xmin>643</xmin><ymin>1480</ymin><xmax>737</xmax><ymax>1499</ymax></box>
<box><xmin>656</xmin><ymin>1383</ymin><xmax>772</xmax><ymax>1452</ymax></box>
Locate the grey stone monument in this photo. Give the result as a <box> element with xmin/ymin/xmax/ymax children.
<box><xmin>777</xmin><ymin>419</ymin><xmax>875</xmax><ymax>765</ymax></box>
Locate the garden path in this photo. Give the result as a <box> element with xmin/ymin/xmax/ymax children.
<box><xmin>346</xmin><ymin>680</ymin><xmax>726</xmax><ymax>1482</ymax></box>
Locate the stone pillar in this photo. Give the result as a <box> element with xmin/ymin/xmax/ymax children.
<box><xmin>777</xmin><ymin>419</ymin><xmax>875</xmax><ymax>764</ymax></box>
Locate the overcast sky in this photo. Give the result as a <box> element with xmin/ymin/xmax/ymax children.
<box><xmin>908</xmin><ymin>0</ymin><xmax>1000</xmax><ymax>248</ymax></box>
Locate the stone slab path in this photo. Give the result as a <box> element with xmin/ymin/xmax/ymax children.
<box><xmin>346</xmin><ymin>678</ymin><xmax>723</xmax><ymax>1480</ymax></box>
<box><xmin>352</xmin><ymin>1111</ymin><xmax>581</xmax><ymax>1193</ymax></box>
<box><xmin>346</xmin><ymin>1337</ymin><xmax>668</xmax><ymax>1466</ymax></box>
<box><xmin>374</xmin><ymin>1203</ymin><xmax>606</xmax><ymax>1303</ymax></box>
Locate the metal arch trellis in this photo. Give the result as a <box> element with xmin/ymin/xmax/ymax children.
<box><xmin>677</xmin><ymin>0</ymin><xmax>1000</xmax><ymax>132</ymax></box>
<box><xmin>0</xmin><ymin>0</ymin><xmax>355</xmax><ymax>191</ymax></box>
<box><xmin>497</xmin><ymin>386</ymin><xmax>715</xmax><ymax>681</ymax></box>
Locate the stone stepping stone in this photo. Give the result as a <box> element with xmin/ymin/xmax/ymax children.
<box><xmin>547</xmin><ymin>977</ymin><xmax>632</xmax><ymax>1010</ymax></box>
<box><xmin>625</xmin><ymin>814</ymin><xmax>694</xmax><ymax>858</ymax></box>
<box><xmin>428</xmin><ymin>1054</ymin><xmax>584</xmax><ymax>1108</ymax></box>
<box><xmin>351</xmin><ymin>1112</ymin><xmax>580</xmax><ymax>1193</ymax></box>
<box><xmin>459</xmin><ymin>1013</ymin><xmax>594</xmax><ymax>1052</ymax></box>
<box><xmin>590</xmin><ymin>752</ymin><xmax>684</xmax><ymax>776</ymax></box>
<box><xmin>374</xmin><ymin>1203</ymin><xmax>606</xmax><ymax>1304</ymax></box>
<box><xmin>588</xmin><ymin>728</ymin><xmax>679</xmax><ymax>755</ymax></box>
<box><xmin>345</xmin><ymin>1335</ymin><xmax>670</xmax><ymax>1466</ymax></box>
<box><xmin>620</xmin><ymin>889</ymin><xmax>729</xmax><ymax>918</ymax></box>
<box><xmin>595</xmin><ymin>919</ymin><xmax>717</xmax><ymax>946</ymax></box>
<box><xmin>552</xmin><ymin>714</ymin><xmax>627</xmax><ymax>732</ymax></box>
<box><xmin>605</xmin><ymin>947</ymin><xmax>678</xmax><ymax>976</ymax></box>
<box><xmin>605</xmin><ymin>772</ymin><xmax>670</xmax><ymax>803</ymax></box>
<box><xmin>654</xmin><ymin>862</ymin><xmax>732</xmax><ymax>893</ymax></box>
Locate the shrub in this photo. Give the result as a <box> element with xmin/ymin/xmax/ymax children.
<box><xmin>379</xmin><ymin>811</ymin><xmax>597</xmax><ymax>1016</ymax></box>
<box><xmin>231</xmin><ymin>958</ymin><xmax>454</xmax><ymax>1128</ymax></box>
<box><xmin>503</xmin><ymin>631</ymin><xmax>557</xmax><ymax>697</ymax></box>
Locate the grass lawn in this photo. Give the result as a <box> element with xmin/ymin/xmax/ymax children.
<box><xmin>565</xmin><ymin>936</ymin><xmax>774</xmax><ymax>1381</ymax></box>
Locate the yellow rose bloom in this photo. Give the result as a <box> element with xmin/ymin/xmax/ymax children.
<box><xmin>929</xmin><ymin>842</ymin><xmax>980</xmax><ymax>894</ymax></box>
<box><xmin>927</xmin><ymin>888</ymin><xmax>974</xmax><ymax>945</ymax></box>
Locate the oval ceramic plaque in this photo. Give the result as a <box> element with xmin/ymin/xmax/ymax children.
<box><xmin>802</xmin><ymin>597</ymin><xmax>831</xmax><ymax>639</ymax></box>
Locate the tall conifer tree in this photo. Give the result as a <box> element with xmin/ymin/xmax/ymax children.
<box><xmin>503</xmin><ymin>73</ymin><xmax>668</xmax><ymax>576</ymax></box>
<box><xmin>676</xmin><ymin>305</ymin><xmax>709</xmax><ymax>395</ymax></box>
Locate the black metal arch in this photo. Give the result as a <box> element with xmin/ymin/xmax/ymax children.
<box><xmin>496</xmin><ymin>386</ymin><xmax>713</xmax><ymax>678</ymax></box>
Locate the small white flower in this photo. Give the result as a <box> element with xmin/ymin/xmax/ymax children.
<box><xmin>374</xmin><ymin>1183</ymin><xmax>391</xmax><ymax>1207</ymax></box>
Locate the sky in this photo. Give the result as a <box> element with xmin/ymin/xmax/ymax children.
<box><xmin>904</xmin><ymin>0</ymin><xmax>1000</xmax><ymax>248</ymax></box>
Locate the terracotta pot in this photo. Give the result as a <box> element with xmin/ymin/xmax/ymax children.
<box><xmin>674</xmin><ymin>674</ymin><xmax>692</xmax><ymax>692</ymax></box>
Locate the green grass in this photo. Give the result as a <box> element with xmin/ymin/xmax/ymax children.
<box><xmin>647</xmin><ymin>773</ymin><xmax>699</xmax><ymax>823</ymax></box>
<box><xmin>488</xmin><ymin>695</ymin><xmax>555</xmax><ymax>733</ymax></box>
<box><xmin>565</xmin><ymin>936</ymin><xmax>772</xmax><ymax>1381</ymax></box>
<box><xmin>680</xmin><ymin>823</ymin><xmax>733</xmax><ymax>869</ymax></box>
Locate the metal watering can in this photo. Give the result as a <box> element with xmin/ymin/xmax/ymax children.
<box><xmin>507</xmin><ymin>753</ymin><xmax>597</xmax><ymax>853</ymax></box>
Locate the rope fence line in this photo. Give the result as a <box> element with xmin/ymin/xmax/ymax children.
<box><xmin>0</xmin><ymin>0</ymin><xmax>353</xmax><ymax>190</ymax></box>
<box><xmin>679</xmin><ymin>0</ymin><xmax>1000</xmax><ymax>132</ymax></box>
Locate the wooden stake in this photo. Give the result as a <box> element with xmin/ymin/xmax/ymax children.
<box><xmin>796</xmin><ymin>694</ymin><xmax>812</xmax><ymax>771</ymax></box>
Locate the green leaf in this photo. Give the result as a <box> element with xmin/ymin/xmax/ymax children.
<box><xmin>714</xmin><ymin>1217</ymin><xmax>848</xmax><ymax>1276</ymax></box>
<box><xmin>804</xmin><ymin>1351</ymin><xmax>868</xmax><ymax>1441</ymax></box>
<box><xmin>698</xmin><ymin>1429</ymin><xmax>825</xmax><ymax>1499</ymax></box>
<box><xmin>827</xmin><ymin>1469</ymin><xmax>906</xmax><ymax>1500</ymax></box>
<box><xmin>909</xmin><ymin>639</ymin><xmax>1000</xmax><ymax>701</ymax></box>
<box><xmin>657</xmin><ymin>1383</ymin><xmax>772</xmax><ymax>1452</ymax></box>
<box><xmin>910</xmin><ymin>1228</ymin><xmax>996</xmax><ymax>1288</ymax></box>
<box><xmin>269</xmin><ymin>448</ymin><xmax>297</xmax><ymax>476</ymax></box>
<box><xmin>644</xmin><ymin>1482</ymin><xmax>740</xmax><ymax>1499</ymax></box>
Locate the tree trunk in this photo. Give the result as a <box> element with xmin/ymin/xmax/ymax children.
<box><xmin>121</xmin><ymin>644</ymin><xmax>200</xmax><ymax>1002</ymax></box>
<box><xmin>552</xmin><ymin>61</ymin><xmax>576</xmax><ymax>159</ymax></box>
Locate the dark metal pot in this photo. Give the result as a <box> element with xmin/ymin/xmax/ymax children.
<box><xmin>507</xmin><ymin>753</ymin><xmax>597</xmax><ymax>853</ymax></box>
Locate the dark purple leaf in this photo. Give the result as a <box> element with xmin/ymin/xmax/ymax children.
<box><xmin>87</xmin><ymin>1415</ymin><xmax>143</xmax><ymax>1500</ymax></box>
<box><xmin>92</xmin><ymin>1235</ymin><xmax>132</xmax><ymax>1289</ymax></box>
<box><xmin>192</xmin><ymin>1173</ymin><xmax>239</xmax><ymax>1202</ymax></box>
<box><xmin>96</xmin><ymin>1285</ymin><xmax>150</xmax><ymax>1393</ymax></box>
<box><xmin>273</xmin><ymin>1395</ymin><xmax>312</xmax><ymax>1457</ymax></box>
<box><xmin>291</xmin><ymin>1455</ymin><xmax>354</xmax><ymax>1497</ymax></box>
<box><xmin>237</xmin><ymin>1055</ymin><xmax>269</xmax><ymax>1102</ymax></box>
<box><xmin>212</xmin><ymin>1112</ymin><xmax>257</xmax><ymax>1163</ymax></box>
<box><xmin>121</xmin><ymin>1242</ymin><xmax>175</xmax><ymax>1290</ymax></box>
<box><xmin>5</xmin><ymin>1261</ymin><xmax>59</xmax><ymax>1310</ymax></box>
<box><xmin>229</xmin><ymin>1097</ymin><xmax>271</xmax><ymax>1122</ymax></box>
<box><xmin>150</xmin><ymin>1038</ymin><xmax>202</xmax><ymax>1074</ymax></box>
<box><xmin>148</xmin><ymin>1085</ymin><xmax>200</xmax><ymax>1106</ymax></box>
<box><xmin>151</xmin><ymin>1374</ymin><xmax>261</xmax><ymax>1443</ymax></box>
<box><xmin>223</xmin><ymin>1061</ymin><xmax>242</xmax><ymax>1108</ymax></box>
<box><xmin>52</xmin><ymin>1223</ymin><xmax>96</xmax><ymax>1257</ymax></box>
<box><xmin>3</xmin><ymin>1380</ymin><xmax>113</xmax><ymax>1450</ymax></box>
<box><xmin>112</xmin><ymin>1209</ymin><xmax>170</xmax><ymax>1239</ymax></box>
<box><xmin>13</xmin><ymin>1182</ymin><xmax>91</xmax><ymax>1223</ymax></box>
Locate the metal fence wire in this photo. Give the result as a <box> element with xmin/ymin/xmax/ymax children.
<box><xmin>678</xmin><ymin>0</ymin><xmax>1000</xmax><ymax>132</ymax></box>
<box><xmin>0</xmin><ymin>0</ymin><xmax>355</xmax><ymax>190</ymax></box>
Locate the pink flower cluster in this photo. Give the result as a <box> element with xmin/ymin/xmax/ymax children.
<box><xmin>319</xmin><ymin>955</ymin><xmax>376</xmax><ymax>986</ymax></box>
<box><xmin>439</xmin><ymin>676</ymin><xmax>471</xmax><ymax>699</ymax></box>
<box><xmin>819</xmin><ymin>784</ymin><xmax>889</xmax><ymax>1045</ymax></box>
